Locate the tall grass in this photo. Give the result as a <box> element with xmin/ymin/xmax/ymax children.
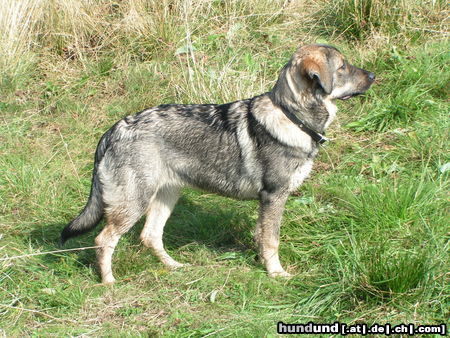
<box><xmin>1</xmin><ymin>0</ymin><xmax>445</xmax><ymax>91</ymax></box>
<box><xmin>0</xmin><ymin>0</ymin><xmax>291</xmax><ymax>67</ymax></box>
<box><xmin>0</xmin><ymin>0</ymin><xmax>43</xmax><ymax>77</ymax></box>
<box><xmin>340</xmin><ymin>179</ymin><xmax>445</xmax><ymax>296</ymax></box>
<box><xmin>316</xmin><ymin>0</ymin><xmax>447</xmax><ymax>40</ymax></box>
<box><xmin>37</xmin><ymin>0</ymin><xmax>109</xmax><ymax>60</ymax></box>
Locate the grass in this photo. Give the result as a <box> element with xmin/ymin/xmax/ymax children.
<box><xmin>0</xmin><ymin>0</ymin><xmax>449</xmax><ymax>336</ymax></box>
<box><xmin>315</xmin><ymin>0</ymin><xmax>447</xmax><ymax>41</ymax></box>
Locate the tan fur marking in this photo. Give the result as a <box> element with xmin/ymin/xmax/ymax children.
<box><xmin>301</xmin><ymin>56</ymin><xmax>333</xmax><ymax>94</ymax></box>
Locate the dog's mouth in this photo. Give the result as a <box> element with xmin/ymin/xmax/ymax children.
<box><xmin>338</xmin><ymin>92</ymin><xmax>364</xmax><ymax>100</ymax></box>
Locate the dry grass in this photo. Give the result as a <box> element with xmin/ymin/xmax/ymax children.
<box><xmin>0</xmin><ymin>0</ymin><xmax>42</xmax><ymax>73</ymax></box>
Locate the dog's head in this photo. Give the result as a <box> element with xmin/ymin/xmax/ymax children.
<box><xmin>295</xmin><ymin>44</ymin><xmax>375</xmax><ymax>100</ymax></box>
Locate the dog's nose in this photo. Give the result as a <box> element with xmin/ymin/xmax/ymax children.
<box><xmin>368</xmin><ymin>72</ymin><xmax>376</xmax><ymax>82</ymax></box>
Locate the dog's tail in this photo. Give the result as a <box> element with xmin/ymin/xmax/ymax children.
<box><xmin>60</xmin><ymin>129</ymin><xmax>112</xmax><ymax>245</ymax></box>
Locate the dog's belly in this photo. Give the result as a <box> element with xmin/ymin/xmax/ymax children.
<box><xmin>183</xmin><ymin>161</ymin><xmax>313</xmax><ymax>198</ymax></box>
<box><xmin>173</xmin><ymin>165</ymin><xmax>262</xmax><ymax>200</ymax></box>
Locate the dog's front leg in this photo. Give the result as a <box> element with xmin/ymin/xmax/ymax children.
<box><xmin>255</xmin><ymin>190</ymin><xmax>291</xmax><ymax>278</ymax></box>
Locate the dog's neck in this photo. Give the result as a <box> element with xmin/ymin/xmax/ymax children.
<box><xmin>269</xmin><ymin>64</ymin><xmax>336</xmax><ymax>134</ymax></box>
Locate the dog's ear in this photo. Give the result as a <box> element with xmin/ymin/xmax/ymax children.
<box><xmin>301</xmin><ymin>57</ymin><xmax>333</xmax><ymax>94</ymax></box>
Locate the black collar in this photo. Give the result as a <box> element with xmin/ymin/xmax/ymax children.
<box><xmin>279</xmin><ymin>105</ymin><xmax>328</xmax><ymax>145</ymax></box>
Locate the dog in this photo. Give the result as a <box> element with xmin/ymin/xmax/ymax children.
<box><xmin>61</xmin><ymin>44</ymin><xmax>375</xmax><ymax>284</ymax></box>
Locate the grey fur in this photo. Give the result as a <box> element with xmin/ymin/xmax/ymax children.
<box><xmin>61</xmin><ymin>44</ymin><xmax>375</xmax><ymax>283</ymax></box>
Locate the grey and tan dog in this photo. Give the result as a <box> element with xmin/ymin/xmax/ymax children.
<box><xmin>61</xmin><ymin>44</ymin><xmax>375</xmax><ymax>284</ymax></box>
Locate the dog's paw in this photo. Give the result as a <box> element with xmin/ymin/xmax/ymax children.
<box><xmin>100</xmin><ymin>276</ymin><xmax>116</xmax><ymax>285</ymax></box>
<box><xmin>165</xmin><ymin>261</ymin><xmax>187</xmax><ymax>270</ymax></box>
<box><xmin>268</xmin><ymin>270</ymin><xmax>292</xmax><ymax>278</ymax></box>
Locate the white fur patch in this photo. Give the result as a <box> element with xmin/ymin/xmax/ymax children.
<box><xmin>252</xmin><ymin>97</ymin><xmax>313</xmax><ymax>152</ymax></box>
<box><xmin>285</xmin><ymin>70</ymin><xmax>300</xmax><ymax>101</ymax></box>
<box><xmin>323</xmin><ymin>98</ymin><xmax>337</xmax><ymax>130</ymax></box>
<box><xmin>289</xmin><ymin>160</ymin><xmax>313</xmax><ymax>190</ymax></box>
<box><xmin>235</xmin><ymin>102</ymin><xmax>263</xmax><ymax>197</ymax></box>
<box><xmin>330</xmin><ymin>82</ymin><xmax>353</xmax><ymax>100</ymax></box>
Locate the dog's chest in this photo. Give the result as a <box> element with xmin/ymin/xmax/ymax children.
<box><xmin>289</xmin><ymin>160</ymin><xmax>314</xmax><ymax>190</ymax></box>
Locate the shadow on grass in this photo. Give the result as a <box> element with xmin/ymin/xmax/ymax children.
<box><xmin>164</xmin><ymin>195</ymin><xmax>256</xmax><ymax>250</ymax></box>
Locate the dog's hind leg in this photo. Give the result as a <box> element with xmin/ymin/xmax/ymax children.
<box><xmin>95</xmin><ymin>205</ymin><xmax>144</xmax><ymax>284</ymax></box>
<box><xmin>255</xmin><ymin>190</ymin><xmax>291</xmax><ymax>278</ymax></box>
<box><xmin>140</xmin><ymin>186</ymin><xmax>183</xmax><ymax>269</ymax></box>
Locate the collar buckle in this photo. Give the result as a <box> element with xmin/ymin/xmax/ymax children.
<box><xmin>316</xmin><ymin>134</ymin><xmax>328</xmax><ymax>144</ymax></box>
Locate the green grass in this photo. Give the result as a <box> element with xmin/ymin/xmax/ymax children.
<box><xmin>1</xmin><ymin>0</ymin><xmax>448</xmax><ymax>336</ymax></box>
<box><xmin>346</xmin><ymin>43</ymin><xmax>449</xmax><ymax>132</ymax></box>
<box><xmin>315</xmin><ymin>0</ymin><xmax>446</xmax><ymax>41</ymax></box>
